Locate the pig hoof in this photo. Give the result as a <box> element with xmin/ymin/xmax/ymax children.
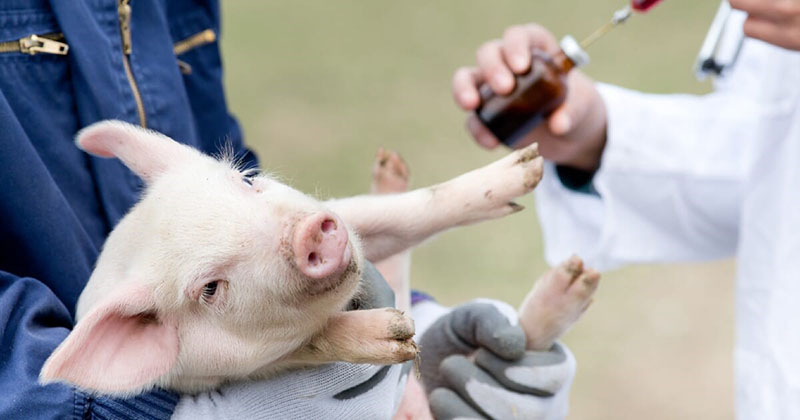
<box><xmin>554</xmin><ymin>256</ymin><xmax>599</xmax><ymax>307</ymax></box>
<box><xmin>514</xmin><ymin>143</ymin><xmax>540</xmax><ymax>165</ymax></box>
<box><xmin>391</xmin><ymin>338</ymin><xmax>419</xmax><ymax>363</ymax></box>
<box><xmin>509</xmin><ymin>143</ymin><xmax>544</xmax><ymax>190</ymax></box>
<box><xmin>384</xmin><ymin>308</ymin><xmax>418</xmax><ymax>363</ymax></box>
<box><xmin>451</xmin><ymin>142</ymin><xmax>543</xmax><ymax>222</ymax></box>
<box><xmin>519</xmin><ymin>255</ymin><xmax>600</xmax><ymax>351</ymax></box>
<box><xmin>385</xmin><ymin>308</ymin><xmax>415</xmax><ymax>340</ymax></box>
<box><xmin>371</xmin><ymin>148</ymin><xmax>410</xmax><ymax>194</ymax></box>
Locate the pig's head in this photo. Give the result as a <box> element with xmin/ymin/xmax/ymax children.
<box><xmin>40</xmin><ymin>121</ymin><xmax>365</xmax><ymax>395</ymax></box>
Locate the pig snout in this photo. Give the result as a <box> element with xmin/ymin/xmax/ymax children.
<box><xmin>292</xmin><ymin>212</ymin><xmax>351</xmax><ymax>279</ymax></box>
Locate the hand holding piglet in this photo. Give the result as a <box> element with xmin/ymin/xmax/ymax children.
<box><xmin>414</xmin><ymin>256</ymin><xmax>598</xmax><ymax>419</ymax></box>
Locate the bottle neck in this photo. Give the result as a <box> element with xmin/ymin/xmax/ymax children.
<box><xmin>552</xmin><ymin>50</ymin><xmax>576</xmax><ymax>74</ymax></box>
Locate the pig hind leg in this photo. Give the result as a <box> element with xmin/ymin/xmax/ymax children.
<box><xmin>518</xmin><ymin>256</ymin><xmax>600</xmax><ymax>351</ymax></box>
<box><xmin>370</xmin><ymin>148</ymin><xmax>410</xmax><ymax>194</ymax></box>
<box><xmin>370</xmin><ymin>148</ymin><xmax>412</xmax><ymax>311</ymax></box>
<box><xmin>370</xmin><ymin>151</ymin><xmax>429</xmax><ymax>418</ymax></box>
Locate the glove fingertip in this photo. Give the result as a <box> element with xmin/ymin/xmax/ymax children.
<box><xmin>439</xmin><ymin>354</ymin><xmax>471</xmax><ymax>380</ymax></box>
<box><xmin>429</xmin><ymin>387</ymin><xmax>485</xmax><ymax>420</ymax></box>
<box><xmin>487</xmin><ymin>325</ymin><xmax>526</xmax><ymax>360</ymax></box>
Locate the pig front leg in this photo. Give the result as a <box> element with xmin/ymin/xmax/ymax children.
<box><xmin>327</xmin><ymin>143</ymin><xmax>543</xmax><ymax>262</ymax></box>
<box><xmin>287</xmin><ymin>308</ymin><xmax>418</xmax><ymax>365</ymax></box>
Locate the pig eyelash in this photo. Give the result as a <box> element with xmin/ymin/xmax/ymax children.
<box><xmin>200</xmin><ymin>280</ymin><xmax>225</xmax><ymax>305</ymax></box>
<box><xmin>216</xmin><ymin>143</ymin><xmax>253</xmax><ymax>172</ymax></box>
<box><xmin>240</xmin><ymin>168</ymin><xmax>260</xmax><ymax>187</ymax></box>
<box><xmin>240</xmin><ymin>168</ymin><xmax>260</xmax><ymax>177</ymax></box>
<box><xmin>202</xmin><ymin>281</ymin><xmax>217</xmax><ymax>297</ymax></box>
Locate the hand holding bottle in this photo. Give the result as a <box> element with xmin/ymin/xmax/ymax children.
<box><xmin>730</xmin><ymin>0</ymin><xmax>800</xmax><ymax>51</ymax></box>
<box><xmin>453</xmin><ymin>23</ymin><xmax>608</xmax><ymax>172</ymax></box>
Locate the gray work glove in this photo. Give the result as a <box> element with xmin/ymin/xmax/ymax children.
<box><xmin>173</xmin><ymin>261</ymin><xmax>411</xmax><ymax>419</ymax></box>
<box><xmin>416</xmin><ymin>300</ymin><xmax>575</xmax><ymax>420</ymax></box>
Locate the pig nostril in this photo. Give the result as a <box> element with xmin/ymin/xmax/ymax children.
<box><xmin>320</xmin><ymin>219</ymin><xmax>336</xmax><ymax>233</ymax></box>
<box><xmin>308</xmin><ymin>252</ymin><xmax>319</xmax><ymax>266</ymax></box>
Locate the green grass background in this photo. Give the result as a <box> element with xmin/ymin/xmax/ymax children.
<box><xmin>221</xmin><ymin>1</ymin><xmax>734</xmax><ymax>418</ymax></box>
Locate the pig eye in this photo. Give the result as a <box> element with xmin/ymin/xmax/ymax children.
<box><xmin>201</xmin><ymin>280</ymin><xmax>219</xmax><ymax>302</ymax></box>
<box><xmin>242</xmin><ymin>176</ymin><xmax>253</xmax><ymax>187</ymax></box>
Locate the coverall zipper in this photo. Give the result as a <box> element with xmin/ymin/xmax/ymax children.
<box><xmin>118</xmin><ymin>0</ymin><xmax>147</xmax><ymax>127</ymax></box>
<box><xmin>0</xmin><ymin>33</ymin><xmax>69</xmax><ymax>55</ymax></box>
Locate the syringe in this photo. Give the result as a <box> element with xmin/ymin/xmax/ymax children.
<box><xmin>579</xmin><ymin>0</ymin><xmax>664</xmax><ymax>50</ymax></box>
<box><xmin>579</xmin><ymin>7</ymin><xmax>633</xmax><ymax>49</ymax></box>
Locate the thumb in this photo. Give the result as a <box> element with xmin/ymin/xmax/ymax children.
<box><xmin>548</xmin><ymin>107</ymin><xmax>574</xmax><ymax>136</ymax></box>
<box><xmin>547</xmin><ymin>72</ymin><xmax>593</xmax><ymax>136</ymax></box>
<box><xmin>418</xmin><ymin>302</ymin><xmax>525</xmax><ymax>394</ymax></box>
<box><xmin>448</xmin><ymin>303</ymin><xmax>526</xmax><ymax>361</ymax></box>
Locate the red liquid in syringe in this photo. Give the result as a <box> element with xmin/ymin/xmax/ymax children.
<box><xmin>632</xmin><ymin>0</ymin><xmax>663</xmax><ymax>12</ymax></box>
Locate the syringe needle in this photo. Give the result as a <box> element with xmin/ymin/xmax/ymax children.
<box><xmin>580</xmin><ymin>6</ymin><xmax>632</xmax><ymax>49</ymax></box>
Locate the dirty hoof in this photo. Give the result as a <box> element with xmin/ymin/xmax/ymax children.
<box><xmin>519</xmin><ymin>255</ymin><xmax>600</xmax><ymax>351</ymax></box>
<box><xmin>384</xmin><ymin>308</ymin><xmax>418</xmax><ymax>363</ymax></box>
<box><xmin>371</xmin><ymin>148</ymin><xmax>410</xmax><ymax>194</ymax></box>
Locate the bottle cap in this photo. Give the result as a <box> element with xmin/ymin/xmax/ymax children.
<box><xmin>560</xmin><ymin>35</ymin><xmax>590</xmax><ymax>67</ymax></box>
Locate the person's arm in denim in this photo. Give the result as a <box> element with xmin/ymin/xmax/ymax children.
<box><xmin>0</xmin><ymin>271</ymin><xmax>179</xmax><ymax>419</ymax></box>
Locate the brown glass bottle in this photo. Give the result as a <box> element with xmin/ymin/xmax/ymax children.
<box><xmin>476</xmin><ymin>36</ymin><xmax>588</xmax><ymax>147</ymax></box>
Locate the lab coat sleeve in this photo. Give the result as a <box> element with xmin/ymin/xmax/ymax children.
<box><xmin>535</xmin><ymin>82</ymin><xmax>761</xmax><ymax>270</ymax></box>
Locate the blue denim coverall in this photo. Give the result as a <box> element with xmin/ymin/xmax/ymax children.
<box><xmin>0</xmin><ymin>0</ymin><xmax>256</xmax><ymax>417</ymax></box>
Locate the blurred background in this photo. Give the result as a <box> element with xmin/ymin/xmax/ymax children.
<box><xmin>221</xmin><ymin>1</ymin><xmax>734</xmax><ymax>418</ymax></box>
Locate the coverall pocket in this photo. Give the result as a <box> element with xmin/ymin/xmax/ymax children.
<box><xmin>165</xmin><ymin>0</ymin><xmax>248</xmax><ymax>159</ymax></box>
<box><xmin>0</xmin><ymin>6</ymin><xmax>81</xmax><ymax>205</ymax></box>
<box><xmin>0</xmin><ymin>4</ymin><xmax>75</xmax><ymax>130</ymax></box>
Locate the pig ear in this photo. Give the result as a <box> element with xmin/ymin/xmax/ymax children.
<box><xmin>76</xmin><ymin>120</ymin><xmax>195</xmax><ymax>184</ymax></box>
<box><xmin>40</xmin><ymin>284</ymin><xmax>179</xmax><ymax>396</ymax></box>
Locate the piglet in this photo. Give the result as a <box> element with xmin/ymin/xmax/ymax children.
<box><xmin>40</xmin><ymin>121</ymin><xmax>544</xmax><ymax>396</ymax></box>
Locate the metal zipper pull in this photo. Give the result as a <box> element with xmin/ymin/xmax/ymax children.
<box><xmin>173</xmin><ymin>29</ymin><xmax>217</xmax><ymax>56</ymax></box>
<box><xmin>18</xmin><ymin>34</ymin><xmax>69</xmax><ymax>55</ymax></box>
<box><xmin>118</xmin><ymin>0</ymin><xmax>132</xmax><ymax>55</ymax></box>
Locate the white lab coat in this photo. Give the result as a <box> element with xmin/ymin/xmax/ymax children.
<box><xmin>534</xmin><ymin>30</ymin><xmax>800</xmax><ymax>420</ymax></box>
